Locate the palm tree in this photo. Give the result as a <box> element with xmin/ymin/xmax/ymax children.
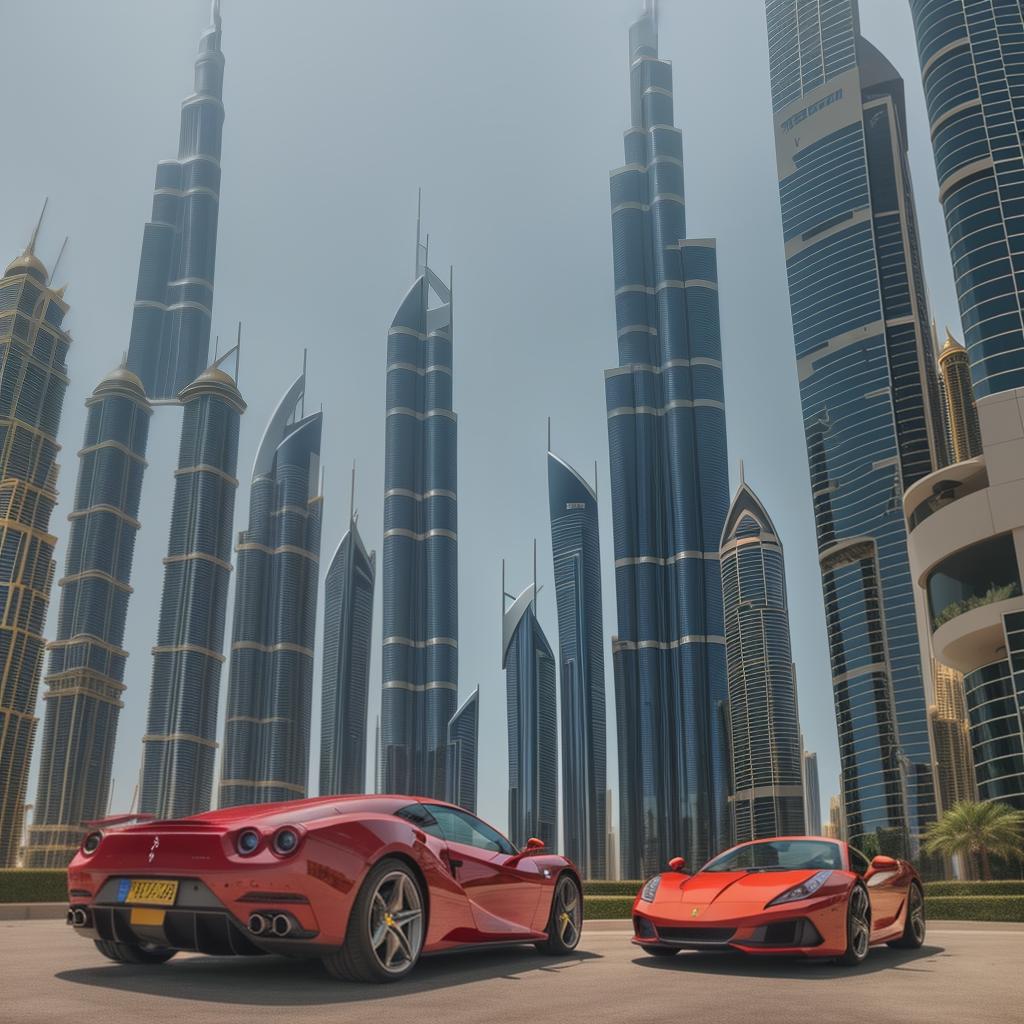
<box><xmin>922</xmin><ymin>801</ymin><xmax>1024</xmax><ymax>880</ymax></box>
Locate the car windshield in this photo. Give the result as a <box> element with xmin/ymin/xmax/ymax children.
<box><xmin>702</xmin><ymin>840</ymin><xmax>843</xmax><ymax>873</ymax></box>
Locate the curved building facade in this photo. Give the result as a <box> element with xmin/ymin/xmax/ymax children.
<box><xmin>27</xmin><ymin>365</ymin><xmax>150</xmax><ymax>866</ymax></box>
<box><xmin>126</xmin><ymin>2</ymin><xmax>226</xmax><ymax>400</ymax></box>
<box><xmin>220</xmin><ymin>375</ymin><xmax>322</xmax><ymax>806</ymax></box>
<box><xmin>909</xmin><ymin>1</ymin><xmax>1024</xmax><ymax>400</ymax></box>
<box><xmin>0</xmin><ymin>245</ymin><xmax>72</xmax><ymax>866</ymax></box>
<box><xmin>504</xmin><ymin>584</ymin><xmax>557</xmax><ymax>850</ymax></box>
<box><xmin>445</xmin><ymin>687</ymin><xmax>479</xmax><ymax>814</ymax></box>
<box><xmin>765</xmin><ymin>0</ymin><xmax>942</xmax><ymax>857</ymax></box>
<box><xmin>606</xmin><ymin>9</ymin><xmax>731</xmax><ymax>876</ymax></box>
<box><xmin>380</xmin><ymin>230</ymin><xmax>458</xmax><ymax>800</ymax></box>
<box><xmin>548</xmin><ymin>451</ymin><xmax>606</xmax><ymax>878</ymax></box>
<box><xmin>139</xmin><ymin>359</ymin><xmax>244</xmax><ymax>819</ymax></box>
<box><xmin>319</xmin><ymin>515</ymin><xmax>375</xmax><ymax>796</ymax></box>
<box><xmin>720</xmin><ymin>482</ymin><xmax>804</xmax><ymax>842</ymax></box>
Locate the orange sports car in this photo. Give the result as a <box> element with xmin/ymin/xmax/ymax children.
<box><xmin>631</xmin><ymin>836</ymin><xmax>925</xmax><ymax>966</ymax></box>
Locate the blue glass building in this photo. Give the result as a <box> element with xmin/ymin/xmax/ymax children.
<box><xmin>910</xmin><ymin>1</ymin><xmax>1024</xmax><ymax>399</ymax></box>
<box><xmin>220</xmin><ymin>374</ymin><xmax>322</xmax><ymax>806</ymax></box>
<box><xmin>445</xmin><ymin>687</ymin><xmax>479</xmax><ymax>814</ymax></box>
<box><xmin>126</xmin><ymin>1</ymin><xmax>226</xmax><ymax>401</ymax></box>
<box><xmin>139</xmin><ymin>355</ymin><xmax>244</xmax><ymax>819</ymax></box>
<box><xmin>765</xmin><ymin>0</ymin><xmax>943</xmax><ymax>856</ymax></box>
<box><xmin>0</xmin><ymin>237</ymin><xmax>72</xmax><ymax>867</ymax></box>
<box><xmin>548</xmin><ymin>451</ymin><xmax>606</xmax><ymax>878</ymax></box>
<box><xmin>503</xmin><ymin>584</ymin><xmax>558</xmax><ymax>850</ymax></box>
<box><xmin>319</xmin><ymin>511</ymin><xmax>376</xmax><ymax>796</ymax></box>
<box><xmin>380</xmin><ymin>223</ymin><xmax>458</xmax><ymax>800</ymax></box>
<box><xmin>606</xmin><ymin>8</ymin><xmax>731</xmax><ymax>876</ymax></box>
<box><xmin>720</xmin><ymin>480</ymin><xmax>805</xmax><ymax>842</ymax></box>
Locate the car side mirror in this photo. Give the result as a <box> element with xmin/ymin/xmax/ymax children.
<box><xmin>668</xmin><ymin>856</ymin><xmax>688</xmax><ymax>873</ymax></box>
<box><xmin>869</xmin><ymin>855</ymin><xmax>898</xmax><ymax>872</ymax></box>
<box><xmin>525</xmin><ymin>837</ymin><xmax>545</xmax><ymax>852</ymax></box>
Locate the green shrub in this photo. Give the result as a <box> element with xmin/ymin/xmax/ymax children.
<box><xmin>583</xmin><ymin>880</ymin><xmax>641</xmax><ymax>896</ymax></box>
<box><xmin>0</xmin><ymin>869</ymin><xmax>67</xmax><ymax>903</ymax></box>
<box><xmin>926</xmin><ymin>895</ymin><xmax>1024</xmax><ymax>922</ymax></box>
<box><xmin>584</xmin><ymin>895</ymin><xmax>634</xmax><ymax>919</ymax></box>
<box><xmin>925</xmin><ymin>880</ymin><xmax>1024</xmax><ymax>897</ymax></box>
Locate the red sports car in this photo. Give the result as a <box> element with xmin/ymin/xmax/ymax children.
<box><xmin>631</xmin><ymin>836</ymin><xmax>925</xmax><ymax>966</ymax></box>
<box><xmin>66</xmin><ymin>796</ymin><xmax>583</xmax><ymax>982</ymax></box>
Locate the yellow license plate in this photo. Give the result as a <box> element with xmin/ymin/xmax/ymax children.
<box><xmin>125</xmin><ymin>879</ymin><xmax>178</xmax><ymax>906</ymax></box>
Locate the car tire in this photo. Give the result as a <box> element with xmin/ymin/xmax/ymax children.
<box><xmin>888</xmin><ymin>883</ymin><xmax>926</xmax><ymax>949</ymax></box>
<box><xmin>836</xmin><ymin>883</ymin><xmax>871</xmax><ymax>967</ymax></box>
<box><xmin>94</xmin><ymin>939</ymin><xmax>176</xmax><ymax>965</ymax></box>
<box><xmin>643</xmin><ymin>945</ymin><xmax>680</xmax><ymax>957</ymax></box>
<box><xmin>535</xmin><ymin>874</ymin><xmax>583</xmax><ymax>955</ymax></box>
<box><xmin>322</xmin><ymin>857</ymin><xmax>426</xmax><ymax>983</ymax></box>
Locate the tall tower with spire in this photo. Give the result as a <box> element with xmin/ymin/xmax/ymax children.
<box><xmin>219</xmin><ymin>373</ymin><xmax>323</xmax><ymax>806</ymax></box>
<box><xmin>380</xmin><ymin>208</ymin><xmax>458</xmax><ymax>800</ymax></box>
<box><xmin>938</xmin><ymin>329</ymin><xmax>982</xmax><ymax>464</ymax></box>
<box><xmin>605</xmin><ymin>6</ymin><xmax>732</xmax><ymax>876</ymax></box>
<box><xmin>0</xmin><ymin>213</ymin><xmax>73</xmax><ymax>867</ymax></box>
<box><xmin>126</xmin><ymin>1</ymin><xmax>226</xmax><ymax>400</ymax></box>
<box><xmin>138</xmin><ymin>346</ymin><xmax>244</xmax><ymax>819</ymax></box>
<box><xmin>319</xmin><ymin>471</ymin><xmax>376</xmax><ymax>796</ymax></box>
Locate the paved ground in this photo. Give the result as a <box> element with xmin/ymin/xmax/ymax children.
<box><xmin>4</xmin><ymin>918</ymin><xmax>1022</xmax><ymax>1024</ymax></box>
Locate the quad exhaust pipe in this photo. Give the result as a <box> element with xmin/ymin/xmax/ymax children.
<box><xmin>247</xmin><ymin>912</ymin><xmax>293</xmax><ymax>938</ymax></box>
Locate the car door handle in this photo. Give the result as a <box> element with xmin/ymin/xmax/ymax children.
<box><xmin>448</xmin><ymin>857</ymin><xmax>463</xmax><ymax>877</ymax></box>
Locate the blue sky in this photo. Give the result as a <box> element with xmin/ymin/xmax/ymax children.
<box><xmin>3</xmin><ymin>0</ymin><xmax>959</xmax><ymax>841</ymax></box>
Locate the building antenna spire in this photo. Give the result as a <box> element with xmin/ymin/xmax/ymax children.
<box><xmin>350</xmin><ymin>460</ymin><xmax>356</xmax><ymax>524</ymax></box>
<box><xmin>532</xmin><ymin>538</ymin><xmax>537</xmax><ymax>610</ymax></box>
<box><xmin>211</xmin><ymin>0</ymin><xmax>222</xmax><ymax>29</ymax></box>
<box><xmin>739</xmin><ymin>458</ymin><xmax>745</xmax><ymax>487</ymax></box>
<box><xmin>547</xmin><ymin>416</ymin><xmax>552</xmax><ymax>452</ymax></box>
<box><xmin>27</xmin><ymin>197</ymin><xmax>48</xmax><ymax>256</ymax></box>
<box><xmin>300</xmin><ymin>347</ymin><xmax>307</xmax><ymax>418</ymax></box>
<box><xmin>50</xmin><ymin>235</ymin><xmax>69</xmax><ymax>285</ymax></box>
<box><xmin>415</xmin><ymin>188</ymin><xmax>422</xmax><ymax>275</ymax></box>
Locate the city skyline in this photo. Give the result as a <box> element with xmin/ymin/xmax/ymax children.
<box><xmin>5</xmin><ymin>0</ymin><xmax>975</xmax><ymax>845</ymax></box>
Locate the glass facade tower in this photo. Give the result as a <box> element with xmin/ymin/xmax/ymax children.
<box><xmin>938</xmin><ymin>331</ymin><xmax>983</xmax><ymax>462</ymax></box>
<box><xmin>319</xmin><ymin>514</ymin><xmax>375</xmax><ymax>796</ymax></box>
<box><xmin>139</xmin><ymin>358</ymin><xmax>243</xmax><ymax>819</ymax></box>
<box><xmin>720</xmin><ymin>481</ymin><xmax>805</xmax><ymax>841</ymax></box>
<box><xmin>503</xmin><ymin>584</ymin><xmax>558</xmax><ymax>850</ymax></box>
<box><xmin>0</xmin><ymin>243</ymin><xmax>71</xmax><ymax>867</ymax></box>
<box><xmin>380</xmin><ymin>225</ymin><xmax>458</xmax><ymax>800</ymax></box>
<box><xmin>126</xmin><ymin>2</ymin><xmax>226</xmax><ymax>400</ymax></box>
<box><xmin>765</xmin><ymin>0</ymin><xmax>942</xmax><ymax>856</ymax></box>
<box><xmin>548</xmin><ymin>451</ymin><xmax>606</xmax><ymax>878</ymax></box>
<box><xmin>910</xmin><ymin>1</ymin><xmax>1024</xmax><ymax>399</ymax></box>
<box><xmin>606</xmin><ymin>8</ymin><xmax>731</xmax><ymax>876</ymax></box>
<box><xmin>220</xmin><ymin>375</ymin><xmax>322</xmax><ymax>806</ymax></box>
<box><xmin>445</xmin><ymin>687</ymin><xmax>479</xmax><ymax>814</ymax></box>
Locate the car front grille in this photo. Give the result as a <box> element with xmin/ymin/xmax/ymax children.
<box><xmin>657</xmin><ymin>926</ymin><xmax>736</xmax><ymax>945</ymax></box>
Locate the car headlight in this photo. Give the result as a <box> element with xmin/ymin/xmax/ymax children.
<box><xmin>81</xmin><ymin>831</ymin><xmax>102</xmax><ymax>856</ymax></box>
<box><xmin>640</xmin><ymin>875</ymin><xmax>662</xmax><ymax>903</ymax></box>
<box><xmin>767</xmin><ymin>870</ymin><xmax>833</xmax><ymax>906</ymax></box>
<box><xmin>272</xmin><ymin>827</ymin><xmax>300</xmax><ymax>856</ymax></box>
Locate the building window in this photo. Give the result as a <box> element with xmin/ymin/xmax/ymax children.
<box><xmin>927</xmin><ymin>534</ymin><xmax>1021</xmax><ymax>630</ymax></box>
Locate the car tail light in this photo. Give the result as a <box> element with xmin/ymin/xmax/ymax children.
<box><xmin>81</xmin><ymin>831</ymin><xmax>102</xmax><ymax>856</ymax></box>
<box><xmin>272</xmin><ymin>827</ymin><xmax>300</xmax><ymax>856</ymax></box>
<box><xmin>236</xmin><ymin>829</ymin><xmax>261</xmax><ymax>856</ymax></box>
<box><xmin>766</xmin><ymin>870</ymin><xmax>833</xmax><ymax>907</ymax></box>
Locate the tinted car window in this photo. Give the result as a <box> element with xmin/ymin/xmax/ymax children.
<box><xmin>703</xmin><ymin>839</ymin><xmax>844</xmax><ymax>872</ymax></box>
<box><xmin>848</xmin><ymin>847</ymin><xmax>871</xmax><ymax>875</ymax></box>
<box><xmin>429</xmin><ymin>806</ymin><xmax>516</xmax><ymax>855</ymax></box>
<box><xmin>395</xmin><ymin>803</ymin><xmax>445</xmax><ymax>840</ymax></box>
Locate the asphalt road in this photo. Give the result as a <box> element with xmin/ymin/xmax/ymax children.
<box><xmin>5</xmin><ymin>919</ymin><xmax>1022</xmax><ymax>1024</ymax></box>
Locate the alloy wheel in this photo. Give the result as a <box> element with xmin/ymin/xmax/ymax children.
<box><xmin>555</xmin><ymin>876</ymin><xmax>582</xmax><ymax>948</ymax></box>
<box><xmin>368</xmin><ymin>870</ymin><xmax>424</xmax><ymax>975</ymax></box>
<box><xmin>909</xmin><ymin>885</ymin><xmax>925</xmax><ymax>942</ymax></box>
<box><xmin>850</xmin><ymin>885</ymin><xmax>871</xmax><ymax>959</ymax></box>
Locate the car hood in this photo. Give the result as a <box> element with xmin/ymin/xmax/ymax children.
<box><xmin>664</xmin><ymin>869</ymin><xmax>821</xmax><ymax>906</ymax></box>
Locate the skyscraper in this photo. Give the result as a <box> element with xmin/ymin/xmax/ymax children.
<box><xmin>504</xmin><ymin>581</ymin><xmax>557</xmax><ymax>850</ymax></box>
<box><xmin>802</xmin><ymin>749</ymin><xmax>821</xmax><ymax>835</ymax></box>
<box><xmin>0</xmin><ymin>230</ymin><xmax>71</xmax><ymax>868</ymax></box>
<box><xmin>765</xmin><ymin>0</ymin><xmax>943</xmax><ymax>856</ymax></box>
<box><xmin>26</xmin><ymin>366</ymin><xmax>150</xmax><ymax>866</ymax></box>
<box><xmin>547</xmin><ymin>450</ymin><xmax>606</xmax><ymax>878</ymax></box>
<box><xmin>126</xmin><ymin>0</ymin><xmax>226</xmax><ymax>400</ymax></box>
<box><xmin>930</xmin><ymin>661</ymin><xmax>977</xmax><ymax>812</ymax></box>
<box><xmin>910</xmin><ymin>1</ymin><xmax>1024</xmax><ymax>400</ymax></box>
<box><xmin>939</xmin><ymin>331</ymin><xmax>983</xmax><ymax>463</ymax></box>
<box><xmin>320</xmin><ymin>501</ymin><xmax>376</xmax><ymax>797</ymax></box>
<box><xmin>606</xmin><ymin>6</ymin><xmax>731</xmax><ymax>876</ymax></box>
<box><xmin>720</xmin><ymin>479</ymin><xmax>805</xmax><ymax>842</ymax></box>
<box><xmin>220</xmin><ymin>374</ymin><xmax>322</xmax><ymax>807</ymax></box>
<box><xmin>380</xmin><ymin>216</ymin><xmax>458</xmax><ymax>800</ymax></box>
<box><xmin>445</xmin><ymin>687</ymin><xmax>479</xmax><ymax>814</ymax></box>
<box><xmin>139</xmin><ymin>352</ymin><xmax>244</xmax><ymax>819</ymax></box>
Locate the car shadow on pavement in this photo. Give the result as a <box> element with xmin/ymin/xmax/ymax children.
<box><xmin>55</xmin><ymin>946</ymin><xmax>603</xmax><ymax>1005</ymax></box>
<box><xmin>632</xmin><ymin>944</ymin><xmax>945</xmax><ymax>979</ymax></box>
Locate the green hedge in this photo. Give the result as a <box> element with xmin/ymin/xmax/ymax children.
<box><xmin>925</xmin><ymin>880</ymin><xmax>1024</xmax><ymax>897</ymax></box>
<box><xmin>0</xmin><ymin>869</ymin><xmax>66</xmax><ymax>904</ymax></box>
<box><xmin>584</xmin><ymin>880</ymin><xmax>641</xmax><ymax>896</ymax></box>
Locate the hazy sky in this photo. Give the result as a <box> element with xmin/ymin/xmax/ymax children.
<box><xmin>3</xmin><ymin>0</ymin><xmax>959</xmax><ymax>841</ymax></box>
